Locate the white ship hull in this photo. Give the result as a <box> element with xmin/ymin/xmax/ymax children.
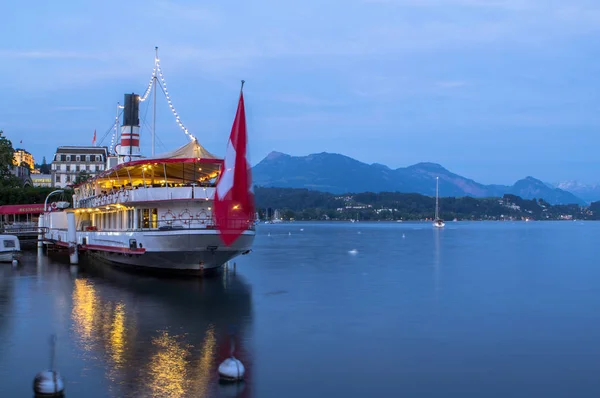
<box><xmin>86</xmin><ymin>231</ymin><xmax>254</xmax><ymax>273</ymax></box>
<box><xmin>0</xmin><ymin>251</ymin><xmax>21</xmax><ymax>263</ymax></box>
<box><xmin>44</xmin><ymin>226</ymin><xmax>254</xmax><ymax>274</ymax></box>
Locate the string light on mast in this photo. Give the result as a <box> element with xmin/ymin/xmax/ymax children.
<box><xmin>139</xmin><ymin>66</ymin><xmax>156</xmax><ymax>103</ymax></box>
<box><xmin>156</xmin><ymin>57</ymin><xmax>196</xmax><ymax>141</ymax></box>
<box><xmin>109</xmin><ymin>103</ymin><xmax>124</xmax><ymax>155</ymax></box>
<box><xmin>138</xmin><ymin>48</ymin><xmax>196</xmax><ymax>142</ymax></box>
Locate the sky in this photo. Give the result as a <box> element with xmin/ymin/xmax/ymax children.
<box><xmin>1</xmin><ymin>0</ymin><xmax>599</xmax><ymax>185</ymax></box>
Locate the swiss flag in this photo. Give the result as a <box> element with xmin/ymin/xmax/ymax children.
<box><xmin>214</xmin><ymin>82</ymin><xmax>254</xmax><ymax>246</ymax></box>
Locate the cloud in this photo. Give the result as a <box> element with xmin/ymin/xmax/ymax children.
<box><xmin>363</xmin><ymin>0</ymin><xmax>532</xmax><ymax>9</ymax></box>
<box><xmin>435</xmin><ymin>81</ymin><xmax>468</xmax><ymax>89</ymax></box>
<box><xmin>274</xmin><ymin>95</ymin><xmax>346</xmax><ymax>107</ymax></box>
<box><xmin>152</xmin><ymin>1</ymin><xmax>219</xmax><ymax>23</ymax></box>
<box><xmin>0</xmin><ymin>50</ymin><xmax>100</xmax><ymax>60</ymax></box>
<box><xmin>53</xmin><ymin>106</ymin><xmax>97</xmax><ymax>111</ymax></box>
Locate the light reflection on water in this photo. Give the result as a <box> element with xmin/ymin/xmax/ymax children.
<box><xmin>148</xmin><ymin>330</ymin><xmax>193</xmax><ymax>398</ymax></box>
<box><xmin>109</xmin><ymin>301</ymin><xmax>126</xmax><ymax>371</ymax></box>
<box><xmin>72</xmin><ymin>279</ymin><xmax>98</xmax><ymax>348</ymax></box>
<box><xmin>2</xmin><ymin>250</ymin><xmax>253</xmax><ymax>397</ymax></box>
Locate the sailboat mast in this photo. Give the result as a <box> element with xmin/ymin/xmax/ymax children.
<box><xmin>435</xmin><ymin>177</ymin><xmax>439</xmax><ymax>220</ymax></box>
<box><xmin>152</xmin><ymin>46</ymin><xmax>158</xmax><ymax>157</ymax></box>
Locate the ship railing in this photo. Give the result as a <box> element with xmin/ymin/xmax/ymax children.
<box><xmin>139</xmin><ymin>217</ymin><xmax>255</xmax><ymax>232</ymax></box>
<box><xmin>76</xmin><ymin>186</ymin><xmax>216</xmax><ymax>208</ymax></box>
<box><xmin>1</xmin><ymin>225</ymin><xmax>49</xmax><ymax>236</ymax></box>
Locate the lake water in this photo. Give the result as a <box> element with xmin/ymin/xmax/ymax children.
<box><xmin>2</xmin><ymin>221</ymin><xmax>600</xmax><ymax>397</ymax></box>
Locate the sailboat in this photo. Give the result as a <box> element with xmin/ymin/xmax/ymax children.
<box><xmin>433</xmin><ymin>177</ymin><xmax>445</xmax><ymax>228</ymax></box>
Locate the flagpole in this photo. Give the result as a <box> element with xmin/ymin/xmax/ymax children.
<box><xmin>240</xmin><ymin>80</ymin><xmax>245</xmax><ymax>93</ymax></box>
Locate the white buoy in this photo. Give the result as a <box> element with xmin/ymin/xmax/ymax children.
<box><xmin>300</xmin><ymin>228</ymin><xmax>304</xmax><ymax>232</ymax></box>
<box><xmin>34</xmin><ymin>335</ymin><xmax>64</xmax><ymax>396</ymax></box>
<box><xmin>402</xmin><ymin>233</ymin><xmax>406</xmax><ymax>238</ymax></box>
<box><xmin>288</xmin><ymin>232</ymin><xmax>291</xmax><ymax>236</ymax></box>
<box><xmin>219</xmin><ymin>334</ymin><xmax>245</xmax><ymax>383</ymax></box>
<box><xmin>33</xmin><ymin>370</ymin><xmax>65</xmax><ymax>396</ymax></box>
<box><xmin>218</xmin><ymin>356</ymin><xmax>245</xmax><ymax>382</ymax></box>
<box><xmin>348</xmin><ymin>249</ymin><xmax>358</xmax><ymax>255</ymax></box>
<box><xmin>12</xmin><ymin>259</ymin><xmax>18</xmax><ymax>267</ymax></box>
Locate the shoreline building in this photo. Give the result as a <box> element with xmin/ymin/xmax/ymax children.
<box><xmin>51</xmin><ymin>146</ymin><xmax>108</xmax><ymax>188</ymax></box>
<box><xmin>31</xmin><ymin>174</ymin><xmax>53</xmax><ymax>187</ymax></box>
<box><xmin>12</xmin><ymin>148</ymin><xmax>34</xmax><ymax>170</ymax></box>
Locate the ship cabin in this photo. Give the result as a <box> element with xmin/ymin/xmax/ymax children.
<box><xmin>71</xmin><ymin>140</ymin><xmax>230</xmax><ymax>232</ymax></box>
<box><xmin>0</xmin><ymin>203</ymin><xmax>45</xmax><ymax>240</ymax></box>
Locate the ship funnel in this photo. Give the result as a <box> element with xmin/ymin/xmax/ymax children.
<box><xmin>115</xmin><ymin>93</ymin><xmax>141</xmax><ymax>163</ymax></box>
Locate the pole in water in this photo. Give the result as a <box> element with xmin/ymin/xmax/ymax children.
<box><xmin>33</xmin><ymin>334</ymin><xmax>64</xmax><ymax>396</ymax></box>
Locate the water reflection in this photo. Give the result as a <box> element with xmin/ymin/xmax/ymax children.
<box><xmin>109</xmin><ymin>302</ymin><xmax>125</xmax><ymax>368</ymax></box>
<box><xmin>72</xmin><ymin>279</ymin><xmax>97</xmax><ymax>345</ymax></box>
<box><xmin>149</xmin><ymin>331</ymin><xmax>192</xmax><ymax>397</ymax></box>
<box><xmin>69</xmin><ymin>261</ymin><xmax>253</xmax><ymax>398</ymax></box>
<box><xmin>0</xmin><ymin>268</ymin><xmax>14</xmax><ymax>361</ymax></box>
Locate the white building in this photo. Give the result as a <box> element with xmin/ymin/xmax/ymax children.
<box><xmin>51</xmin><ymin>146</ymin><xmax>108</xmax><ymax>188</ymax></box>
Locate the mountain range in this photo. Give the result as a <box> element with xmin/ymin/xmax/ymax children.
<box><xmin>553</xmin><ymin>181</ymin><xmax>600</xmax><ymax>204</ymax></box>
<box><xmin>252</xmin><ymin>151</ymin><xmax>586</xmax><ymax>205</ymax></box>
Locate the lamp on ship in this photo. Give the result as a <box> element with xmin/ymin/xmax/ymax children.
<box><xmin>44</xmin><ymin>190</ymin><xmax>64</xmax><ymax>212</ymax></box>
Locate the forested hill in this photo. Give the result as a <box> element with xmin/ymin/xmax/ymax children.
<box><xmin>255</xmin><ymin>187</ymin><xmax>598</xmax><ymax>221</ymax></box>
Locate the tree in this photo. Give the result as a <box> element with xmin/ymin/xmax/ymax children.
<box><xmin>75</xmin><ymin>171</ymin><xmax>92</xmax><ymax>185</ymax></box>
<box><xmin>40</xmin><ymin>156</ymin><xmax>51</xmax><ymax>174</ymax></box>
<box><xmin>0</xmin><ymin>130</ymin><xmax>19</xmax><ymax>188</ymax></box>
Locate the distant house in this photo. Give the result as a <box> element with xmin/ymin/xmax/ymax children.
<box><xmin>10</xmin><ymin>165</ymin><xmax>33</xmax><ymax>187</ymax></box>
<box><xmin>12</xmin><ymin>148</ymin><xmax>35</xmax><ymax>170</ymax></box>
<box><xmin>51</xmin><ymin>146</ymin><xmax>108</xmax><ymax>188</ymax></box>
<box><xmin>31</xmin><ymin>173</ymin><xmax>53</xmax><ymax>188</ymax></box>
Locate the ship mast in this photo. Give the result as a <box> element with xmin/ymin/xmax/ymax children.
<box><xmin>435</xmin><ymin>177</ymin><xmax>439</xmax><ymax>220</ymax></box>
<box><xmin>152</xmin><ymin>46</ymin><xmax>158</xmax><ymax>157</ymax></box>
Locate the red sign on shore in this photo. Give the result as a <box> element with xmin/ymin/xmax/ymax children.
<box><xmin>0</xmin><ymin>204</ymin><xmax>45</xmax><ymax>215</ymax></box>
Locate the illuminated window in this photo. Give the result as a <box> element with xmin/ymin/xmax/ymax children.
<box><xmin>142</xmin><ymin>209</ymin><xmax>150</xmax><ymax>229</ymax></box>
<box><xmin>151</xmin><ymin>208</ymin><xmax>158</xmax><ymax>229</ymax></box>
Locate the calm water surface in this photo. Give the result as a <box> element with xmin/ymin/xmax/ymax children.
<box><xmin>2</xmin><ymin>221</ymin><xmax>600</xmax><ymax>397</ymax></box>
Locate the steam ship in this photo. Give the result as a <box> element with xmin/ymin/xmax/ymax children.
<box><xmin>41</xmin><ymin>54</ymin><xmax>255</xmax><ymax>274</ymax></box>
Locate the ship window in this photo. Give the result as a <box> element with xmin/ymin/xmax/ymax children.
<box><xmin>151</xmin><ymin>208</ymin><xmax>158</xmax><ymax>229</ymax></box>
<box><xmin>127</xmin><ymin>209</ymin><xmax>133</xmax><ymax>229</ymax></box>
<box><xmin>3</xmin><ymin>239</ymin><xmax>16</xmax><ymax>248</ymax></box>
<box><xmin>142</xmin><ymin>209</ymin><xmax>150</xmax><ymax>229</ymax></box>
